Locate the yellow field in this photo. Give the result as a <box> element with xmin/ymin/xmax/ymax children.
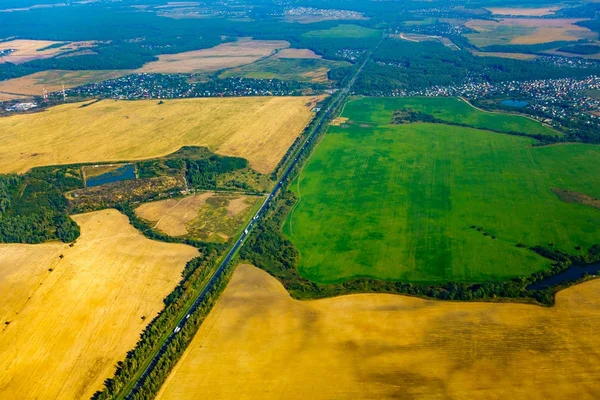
<box><xmin>486</xmin><ymin>7</ymin><xmax>559</xmax><ymax>16</ymax></box>
<box><xmin>275</xmin><ymin>48</ymin><xmax>322</xmax><ymax>59</ymax></box>
<box><xmin>0</xmin><ymin>96</ymin><xmax>320</xmax><ymax>174</ymax></box>
<box><xmin>135</xmin><ymin>192</ymin><xmax>261</xmax><ymax>241</ymax></box>
<box><xmin>466</xmin><ymin>18</ymin><xmax>596</xmax><ymax>46</ymax></box>
<box><xmin>139</xmin><ymin>38</ymin><xmax>289</xmax><ymax>73</ymax></box>
<box><xmin>157</xmin><ymin>265</ymin><xmax>600</xmax><ymax>400</ymax></box>
<box><xmin>0</xmin><ymin>39</ymin><xmax>93</xmax><ymax>64</ymax></box>
<box><xmin>0</xmin><ymin>70</ymin><xmax>128</xmax><ymax>100</ymax></box>
<box><xmin>0</xmin><ymin>209</ymin><xmax>199</xmax><ymax>400</ymax></box>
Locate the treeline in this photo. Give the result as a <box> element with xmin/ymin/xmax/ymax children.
<box><xmin>0</xmin><ymin>167</ymin><xmax>81</xmax><ymax>244</ymax></box>
<box><xmin>480</xmin><ymin>40</ymin><xmax>589</xmax><ymax>54</ymax></box>
<box><xmin>240</xmin><ymin>190</ymin><xmax>598</xmax><ymax>307</ymax></box>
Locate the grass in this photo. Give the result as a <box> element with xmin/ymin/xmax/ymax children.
<box><xmin>156</xmin><ymin>264</ymin><xmax>600</xmax><ymax>400</ymax></box>
<box><xmin>304</xmin><ymin>24</ymin><xmax>381</xmax><ymax>39</ymax></box>
<box><xmin>283</xmin><ymin>97</ymin><xmax>600</xmax><ymax>284</ymax></box>
<box><xmin>0</xmin><ymin>209</ymin><xmax>199</xmax><ymax>400</ymax></box>
<box><xmin>135</xmin><ymin>192</ymin><xmax>262</xmax><ymax>242</ymax></box>
<box><xmin>220</xmin><ymin>57</ymin><xmax>350</xmax><ymax>82</ymax></box>
<box><xmin>343</xmin><ymin>96</ymin><xmax>560</xmax><ymax>137</ymax></box>
<box><xmin>0</xmin><ymin>96</ymin><xmax>320</xmax><ymax>175</ymax></box>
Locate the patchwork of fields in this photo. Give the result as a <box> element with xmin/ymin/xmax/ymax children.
<box><xmin>157</xmin><ymin>264</ymin><xmax>600</xmax><ymax>400</ymax></box>
<box><xmin>284</xmin><ymin>97</ymin><xmax>600</xmax><ymax>283</ymax></box>
<box><xmin>0</xmin><ymin>96</ymin><xmax>321</xmax><ymax>174</ymax></box>
<box><xmin>0</xmin><ymin>209</ymin><xmax>198</xmax><ymax>399</ymax></box>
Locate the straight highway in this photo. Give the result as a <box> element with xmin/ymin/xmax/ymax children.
<box><xmin>124</xmin><ymin>43</ymin><xmax>376</xmax><ymax>399</ymax></box>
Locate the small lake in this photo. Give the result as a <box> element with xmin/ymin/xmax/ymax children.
<box><xmin>501</xmin><ymin>100</ymin><xmax>529</xmax><ymax>108</ymax></box>
<box><xmin>527</xmin><ymin>263</ymin><xmax>600</xmax><ymax>290</ymax></box>
<box><xmin>86</xmin><ymin>164</ymin><xmax>136</xmax><ymax>188</ymax></box>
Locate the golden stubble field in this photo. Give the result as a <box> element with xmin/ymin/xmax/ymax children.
<box><xmin>138</xmin><ymin>38</ymin><xmax>289</xmax><ymax>73</ymax></box>
<box><xmin>0</xmin><ymin>209</ymin><xmax>199</xmax><ymax>400</ymax></box>
<box><xmin>157</xmin><ymin>265</ymin><xmax>600</xmax><ymax>400</ymax></box>
<box><xmin>0</xmin><ymin>39</ymin><xmax>94</xmax><ymax>64</ymax></box>
<box><xmin>466</xmin><ymin>18</ymin><xmax>596</xmax><ymax>45</ymax></box>
<box><xmin>0</xmin><ymin>96</ymin><xmax>321</xmax><ymax>174</ymax></box>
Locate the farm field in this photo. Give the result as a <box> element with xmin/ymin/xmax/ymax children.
<box><xmin>220</xmin><ymin>56</ymin><xmax>350</xmax><ymax>82</ymax></box>
<box><xmin>138</xmin><ymin>38</ymin><xmax>289</xmax><ymax>74</ymax></box>
<box><xmin>284</xmin><ymin>97</ymin><xmax>600</xmax><ymax>284</ymax></box>
<box><xmin>0</xmin><ymin>209</ymin><xmax>199</xmax><ymax>400</ymax></box>
<box><xmin>465</xmin><ymin>18</ymin><xmax>596</xmax><ymax>46</ymax></box>
<box><xmin>485</xmin><ymin>7</ymin><xmax>560</xmax><ymax>16</ymax></box>
<box><xmin>0</xmin><ymin>70</ymin><xmax>128</xmax><ymax>100</ymax></box>
<box><xmin>0</xmin><ymin>96</ymin><xmax>321</xmax><ymax>174</ymax></box>
<box><xmin>135</xmin><ymin>192</ymin><xmax>262</xmax><ymax>242</ymax></box>
<box><xmin>156</xmin><ymin>264</ymin><xmax>600</xmax><ymax>400</ymax></box>
<box><xmin>342</xmin><ymin>96</ymin><xmax>559</xmax><ymax>137</ymax></box>
<box><xmin>0</xmin><ymin>39</ymin><xmax>94</xmax><ymax>64</ymax></box>
<box><xmin>304</xmin><ymin>24</ymin><xmax>381</xmax><ymax>39</ymax></box>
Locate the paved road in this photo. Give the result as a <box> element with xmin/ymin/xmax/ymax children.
<box><xmin>125</xmin><ymin>45</ymin><xmax>375</xmax><ymax>399</ymax></box>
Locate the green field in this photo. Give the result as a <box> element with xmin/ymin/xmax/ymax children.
<box><xmin>342</xmin><ymin>96</ymin><xmax>560</xmax><ymax>136</ymax></box>
<box><xmin>220</xmin><ymin>57</ymin><xmax>349</xmax><ymax>82</ymax></box>
<box><xmin>304</xmin><ymin>24</ymin><xmax>381</xmax><ymax>39</ymax></box>
<box><xmin>283</xmin><ymin>97</ymin><xmax>600</xmax><ymax>284</ymax></box>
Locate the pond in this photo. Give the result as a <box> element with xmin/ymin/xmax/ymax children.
<box><xmin>527</xmin><ymin>263</ymin><xmax>600</xmax><ymax>290</ymax></box>
<box><xmin>501</xmin><ymin>99</ymin><xmax>529</xmax><ymax>108</ymax></box>
<box><xmin>86</xmin><ymin>164</ymin><xmax>136</xmax><ymax>188</ymax></box>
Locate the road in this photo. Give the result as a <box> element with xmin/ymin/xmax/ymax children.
<box><xmin>124</xmin><ymin>45</ymin><xmax>375</xmax><ymax>399</ymax></box>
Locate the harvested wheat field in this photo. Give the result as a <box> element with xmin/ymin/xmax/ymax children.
<box><xmin>135</xmin><ymin>192</ymin><xmax>261</xmax><ymax>241</ymax></box>
<box><xmin>0</xmin><ymin>96</ymin><xmax>320</xmax><ymax>174</ymax></box>
<box><xmin>466</xmin><ymin>18</ymin><xmax>596</xmax><ymax>46</ymax></box>
<box><xmin>0</xmin><ymin>70</ymin><xmax>128</xmax><ymax>99</ymax></box>
<box><xmin>275</xmin><ymin>48</ymin><xmax>322</xmax><ymax>59</ymax></box>
<box><xmin>486</xmin><ymin>7</ymin><xmax>559</xmax><ymax>16</ymax></box>
<box><xmin>0</xmin><ymin>209</ymin><xmax>198</xmax><ymax>400</ymax></box>
<box><xmin>0</xmin><ymin>40</ymin><xmax>92</xmax><ymax>64</ymax></box>
<box><xmin>139</xmin><ymin>38</ymin><xmax>289</xmax><ymax>73</ymax></box>
<box><xmin>157</xmin><ymin>265</ymin><xmax>600</xmax><ymax>400</ymax></box>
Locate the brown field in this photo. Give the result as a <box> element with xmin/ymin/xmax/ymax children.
<box><xmin>0</xmin><ymin>96</ymin><xmax>320</xmax><ymax>174</ymax></box>
<box><xmin>0</xmin><ymin>209</ymin><xmax>199</xmax><ymax>400</ymax></box>
<box><xmin>466</xmin><ymin>18</ymin><xmax>596</xmax><ymax>45</ymax></box>
<box><xmin>138</xmin><ymin>38</ymin><xmax>289</xmax><ymax>73</ymax></box>
<box><xmin>157</xmin><ymin>264</ymin><xmax>600</xmax><ymax>400</ymax></box>
<box><xmin>0</xmin><ymin>40</ymin><xmax>94</xmax><ymax>64</ymax></box>
<box><xmin>330</xmin><ymin>116</ymin><xmax>349</xmax><ymax>126</ymax></box>
<box><xmin>0</xmin><ymin>70</ymin><xmax>128</xmax><ymax>100</ymax></box>
<box><xmin>275</xmin><ymin>48</ymin><xmax>322</xmax><ymax>59</ymax></box>
<box><xmin>486</xmin><ymin>7</ymin><xmax>559</xmax><ymax>16</ymax></box>
<box><xmin>135</xmin><ymin>192</ymin><xmax>261</xmax><ymax>241</ymax></box>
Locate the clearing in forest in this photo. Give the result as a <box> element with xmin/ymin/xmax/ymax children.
<box><xmin>0</xmin><ymin>209</ymin><xmax>199</xmax><ymax>400</ymax></box>
<box><xmin>138</xmin><ymin>38</ymin><xmax>289</xmax><ymax>74</ymax></box>
<box><xmin>135</xmin><ymin>192</ymin><xmax>262</xmax><ymax>242</ymax></box>
<box><xmin>0</xmin><ymin>39</ymin><xmax>94</xmax><ymax>64</ymax></box>
<box><xmin>0</xmin><ymin>96</ymin><xmax>320</xmax><ymax>174</ymax></box>
<box><xmin>284</xmin><ymin>97</ymin><xmax>600</xmax><ymax>283</ymax></box>
<box><xmin>156</xmin><ymin>264</ymin><xmax>600</xmax><ymax>400</ymax></box>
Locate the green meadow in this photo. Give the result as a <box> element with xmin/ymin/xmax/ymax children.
<box><xmin>342</xmin><ymin>96</ymin><xmax>560</xmax><ymax>136</ymax></box>
<box><xmin>283</xmin><ymin>97</ymin><xmax>600</xmax><ymax>284</ymax></box>
<box><xmin>304</xmin><ymin>24</ymin><xmax>381</xmax><ymax>39</ymax></box>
